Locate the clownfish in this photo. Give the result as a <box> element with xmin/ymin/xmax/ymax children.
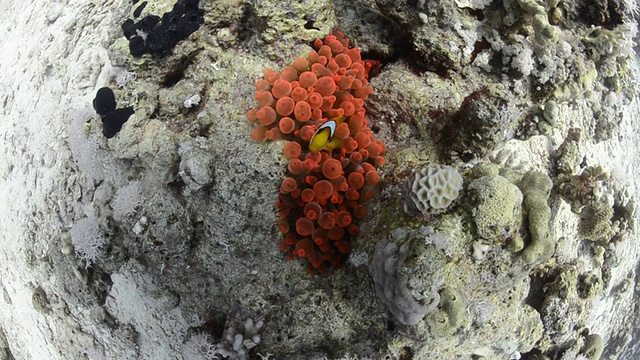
<box><xmin>309</xmin><ymin>116</ymin><xmax>346</xmax><ymax>152</ymax></box>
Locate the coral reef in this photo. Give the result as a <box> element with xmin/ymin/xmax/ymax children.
<box><xmin>5</xmin><ymin>0</ymin><xmax>640</xmax><ymax>358</ymax></box>
<box><xmin>246</xmin><ymin>32</ymin><xmax>385</xmax><ymax>273</ymax></box>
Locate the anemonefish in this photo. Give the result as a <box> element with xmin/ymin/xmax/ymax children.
<box><xmin>309</xmin><ymin>116</ymin><xmax>346</xmax><ymax>152</ymax></box>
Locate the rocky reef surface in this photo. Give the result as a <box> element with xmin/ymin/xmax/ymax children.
<box><xmin>0</xmin><ymin>0</ymin><xmax>639</xmax><ymax>359</ymax></box>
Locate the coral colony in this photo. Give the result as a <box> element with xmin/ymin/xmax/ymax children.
<box><xmin>246</xmin><ymin>32</ymin><xmax>385</xmax><ymax>273</ymax></box>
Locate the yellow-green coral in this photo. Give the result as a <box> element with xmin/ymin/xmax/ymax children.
<box><xmin>425</xmin><ymin>287</ymin><xmax>466</xmax><ymax>337</ymax></box>
<box><xmin>468</xmin><ymin>175</ymin><xmax>523</xmax><ymax>243</ymax></box>
<box><xmin>519</xmin><ymin>171</ymin><xmax>553</xmax><ymax>264</ymax></box>
<box><xmin>578</xmin><ymin>205</ymin><xmax>614</xmax><ymax>241</ymax></box>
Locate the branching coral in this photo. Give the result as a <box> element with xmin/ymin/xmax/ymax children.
<box><xmin>246</xmin><ymin>32</ymin><xmax>385</xmax><ymax>273</ymax></box>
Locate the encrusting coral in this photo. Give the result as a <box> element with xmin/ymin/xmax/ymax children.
<box><xmin>246</xmin><ymin>32</ymin><xmax>385</xmax><ymax>273</ymax></box>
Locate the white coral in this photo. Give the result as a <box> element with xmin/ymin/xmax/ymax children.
<box><xmin>404</xmin><ymin>165</ymin><xmax>464</xmax><ymax>216</ymax></box>
<box><xmin>425</xmin><ymin>232</ymin><xmax>455</xmax><ymax>257</ymax></box>
<box><xmin>182</xmin><ymin>333</ymin><xmax>219</xmax><ymax>360</ymax></box>
<box><xmin>111</xmin><ymin>181</ymin><xmax>145</xmax><ymax>221</ymax></box>
<box><xmin>70</xmin><ymin>216</ymin><xmax>104</xmax><ymax>268</ymax></box>
<box><xmin>216</xmin><ymin>319</ymin><xmax>263</xmax><ymax>360</ymax></box>
<box><xmin>66</xmin><ymin>107</ymin><xmax>108</xmax><ymax>181</ymax></box>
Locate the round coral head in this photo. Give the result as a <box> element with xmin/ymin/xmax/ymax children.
<box><xmin>277</xmin><ymin>220</ymin><xmax>289</xmax><ymax>234</ymax></box>
<box><xmin>282</xmin><ymin>66</ymin><xmax>298</xmax><ymax>82</ymax></box>
<box><xmin>345</xmin><ymin>138</ymin><xmax>358</xmax><ymax>153</ymax></box>
<box><xmin>251</xmin><ymin>125</ymin><xmax>267</xmax><ymax>141</ymax></box>
<box><xmin>291</xmin><ymin>87</ymin><xmax>307</xmax><ymax>102</ymax></box>
<box><xmin>336</xmin><ymin>241</ymin><xmax>351</xmax><ymax>254</ymax></box>
<box><xmin>293</xmin><ymin>57</ymin><xmax>309</xmax><ymax>72</ymax></box>
<box><xmin>304</xmin><ymin>202</ymin><xmax>323</xmax><ymax>221</ymax></box>
<box><xmin>347</xmin><ymin>172</ymin><xmax>365</xmax><ymax>189</ymax></box>
<box><xmin>322</xmin><ymin>158</ymin><xmax>342</xmax><ymax>179</ymax></box>
<box><xmin>327</xmin><ymin>58</ymin><xmax>339</xmax><ymax>73</ymax></box>
<box><xmin>361</xmin><ymin>187</ymin><xmax>374</xmax><ymax>202</ymax></box>
<box><xmin>308</xmin><ymin>251</ymin><xmax>324</xmax><ymax>267</ymax></box>
<box><xmin>367</xmin><ymin>142</ymin><xmax>383</xmax><ymax>158</ymax></box>
<box><xmin>301</xmin><ymin>188</ymin><xmax>315</xmax><ymax>203</ymax></box>
<box><xmin>257</xmin><ymin>106</ymin><xmax>276</xmax><ymax>126</ymax></box>
<box><xmin>300</xmin><ymin>125</ymin><xmax>315</xmax><ymax>141</ymax></box>
<box><xmin>350</xmin><ymin>151</ymin><xmax>363</xmax><ymax>163</ymax></box>
<box><xmin>299</xmin><ymin>71</ymin><xmax>318</xmax><ymax>88</ymax></box>
<box><xmin>275</xmin><ymin>97</ymin><xmax>295</xmax><ymax>116</ymax></box>
<box><xmin>335</xmin><ymin>53</ymin><xmax>352</xmax><ymax>69</ymax></box>
<box><xmin>307</xmin><ymin>92</ymin><xmax>323</xmax><ymax>109</ymax></box>
<box><xmin>339</xmin><ymin>101</ymin><xmax>355</xmax><ymax>116</ymax></box>
<box><xmin>278</xmin><ymin>239</ymin><xmax>290</xmax><ymax>252</ymax></box>
<box><xmin>294</xmin><ymin>101</ymin><xmax>312</xmax><ymax>122</ymax></box>
<box><xmin>255</xmin><ymin>91</ymin><xmax>274</xmax><ymax>107</ymax></box>
<box><xmin>295</xmin><ymin>218</ymin><xmax>314</xmax><ymax>237</ymax></box>
<box><xmin>331</xmin><ymin>175</ymin><xmax>349</xmax><ymax>192</ymax></box>
<box><xmin>283</xmin><ymin>141</ymin><xmax>301</xmax><ymax>159</ymax></box>
<box><xmin>318</xmin><ymin>211</ymin><xmax>336</xmax><ymax>230</ymax></box>
<box><xmin>263</xmin><ymin>68</ymin><xmax>281</xmax><ymax>85</ymax></box>
<box><xmin>365</xmin><ymin>170</ymin><xmax>381</xmax><ymax>185</ymax></box>
<box><xmin>345</xmin><ymin>188</ymin><xmax>360</xmax><ymax>201</ymax></box>
<box><xmin>355</xmin><ymin>132</ymin><xmax>371</xmax><ymax>149</ymax></box>
<box><xmin>334</xmin><ymin>123</ymin><xmax>350</xmax><ymax>140</ymax></box>
<box><xmin>328</xmin><ymin>226</ymin><xmax>345</xmax><ymax>241</ymax></box>
<box><xmin>313</xmin><ymin>180</ymin><xmax>333</xmax><ymax>201</ymax></box>
<box><xmin>336</xmin><ymin>211</ymin><xmax>352</xmax><ymax>227</ymax></box>
<box><xmin>315</xmin><ymin>77</ymin><xmax>336</xmax><ymax>96</ymax></box>
<box><xmin>272</xmin><ymin>79</ymin><xmax>292</xmax><ymax>99</ymax></box>
<box><xmin>294</xmin><ymin>237</ymin><xmax>315</xmax><ymax>257</ymax></box>
<box><xmin>246</xmin><ymin>108</ymin><xmax>258</xmax><ymax>122</ymax></box>
<box><xmin>255</xmin><ymin>79</ymin><xmax>270</xmax><ymax>91</ymax></box>
<box><xmin>354</xmin><ymin>205</ymin><xmax>367</xmax><ymax>219</ymax></box>
<box><xmin>281</xmin><ymin>177</ymin><xmax>297</xmax><ymax>193</ymax></box>
<box><xmin>312</xmin><ymin>228</ymin><xmax>328</xmax><ymax>245</ymax></box>
<box><xmin>279</xmin><ymin>117</ymin><xmax>296</xmax><ymax>135</ymax></box>
<box><xmin>288</xmin><ymin>158</ymin><xmax>303</xmax><ymax>175</ymax></box>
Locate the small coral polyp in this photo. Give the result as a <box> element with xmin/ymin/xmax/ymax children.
<box><xmin>246</xmin><ymin>32</ymin><xmax>385</xmax><ymax>273</ymax></box>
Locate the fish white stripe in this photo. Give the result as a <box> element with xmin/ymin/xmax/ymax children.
<box><xmin>318</xmin><ymin>120</ymin><xmax>336</xmax><ymax>138</ymax></box>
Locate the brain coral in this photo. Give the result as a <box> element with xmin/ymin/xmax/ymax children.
<box><xmin>467</xmin><ymin>175</ymin><xmax>523</xmax><ymax>243</ymax></box>
<box><xmin>404</xmin><ymin>165</ymin><xmax>463</xmax><ymax>216</ymax></box>
<box><xmin>246</xmin><ymin>32</ymin><xmax>385</xmax><ymax>273</ymax></box>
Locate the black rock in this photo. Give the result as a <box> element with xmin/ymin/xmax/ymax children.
<box><xmin>122</xmin><ymin>0</ymin><xmax>204</xmax><ymax>57</ymax></box>
<box><xmin>101</xmin><ymin>107</ymin><xmax>135</xmax><ymax>139</ymax></box>
<box><xmin>93</xmin><ymin>87</ymin><xmax>116</xmax><ymax>116</ymax></box>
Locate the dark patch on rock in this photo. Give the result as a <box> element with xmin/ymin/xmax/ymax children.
<box><xmin>93</xmin><ymin>87</ymin><xmax>117</xmax><ymax>116</ymax></box>
<box><xmin>432</xmin><ymin>88</ymin><xmax>518</xmax><ymax>161</ymax></box>
<box><xmin>133</xmin><ymin>1</ymin><xmax>148</xmax><ymax>18</ymax></box>
<box><xmin>121</xmin><ymin>0</ymin><xmax>204</xmax><ymax>57</ymax></box>
<box><xmin>92</xmin><ymin>87</ymin><xmax>135</xmax><ymax>138</ymax></box>
<box><xmin>102</xmin><ymin>107</ymin><xmax>135</xmax><ymax>138</ymax></box>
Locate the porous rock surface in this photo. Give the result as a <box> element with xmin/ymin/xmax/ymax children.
<box><xmin>0</xmin><ymin>0</ymin><xmax>640</xmax><ymax>359</ymax></box>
